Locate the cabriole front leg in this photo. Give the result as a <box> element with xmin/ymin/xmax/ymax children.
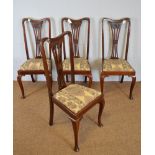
<box><xmin>71</xmin><ymin>118</ymin><xmax>81</xmax><ymax>152</ymax></box>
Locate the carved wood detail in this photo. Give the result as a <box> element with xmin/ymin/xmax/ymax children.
<box><xmin>102</xmin><ymin>18</ymin><xmax>131</xmax><ymax>61</ymax></box>
<box><xmin>22</xmin><ymin>18</ymin><xmax>51</xmax><ymax>59</ymax></box>
<box><xmin>70</xmin><ymin>21</ymin><xmax>82</xmax><ymax>57</ymax></box>
<box><xmin>41</xmin><ymin>31</ymin><xmax>74</xmax><ymax>91</ymax></box>
<box><xmin>61</xmin><ymin>18</ymin><xmax>90</xmax><ymax>59</ymax></box>
<box><xmin>109</xmin><ymin>21</ymin><xmax>122</xmax><ymax>59</ymax></box>
<box><xmin>31</xmin><ymin>20</ymin><xmax>43</xmax><ymax>58</ymax></box>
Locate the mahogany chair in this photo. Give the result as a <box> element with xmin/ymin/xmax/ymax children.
<box><xmin>17</xmin><ymin>18</ymin><xmax>51</xmax><ymax>98</ymax></box>
<box><xmin>61</xmin><ymin>17</ymin><xmax>92</xmax><ymax>87</ymax></box>
<box><xmin>40</xmin><ymin>31</ymin><xmax>105</xmax><ymax>152</ymax></box>
<box><xmin>100</xmin><ymin>18</ymin><xmax>136</xmax><ymax>99</ymax></box>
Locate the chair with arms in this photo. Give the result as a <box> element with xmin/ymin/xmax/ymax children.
<box><xmin>61</xmin><ymin>17</ymin><xmax>92</xmax><ymax>87</ymax></box>
<box><xmin>100</xmin><ymin>18</ymin><xmax>136</xmax><ymax>99</ymax></box>
<box><xmin>17</xmin><ymin>18</ymin><xmax>51</xmax><ymax>98</ymax></box>
<box><xmin>40</xmin><ymin>31</ymin><xmax>105</xmax><ymax>152</ymax></box>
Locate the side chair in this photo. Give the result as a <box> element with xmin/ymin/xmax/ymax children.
<box><xmin>100</xmin><ymin>18</ymin><xmax>136</xmax><ymax>99</ymax></box>
<box><xmin>17</xmin><ymin>18</ymin><xmax>51</xmax><ymax>98</ymax></box>
<box><xmin>61</xmin><ymin>17</ymin><xmax>92</xmax><ymax>87</ymax></box>
<box><xmin>40</xmin><ymin>31</ymin><xmax>105</xmax><ymax>152</ymax></box>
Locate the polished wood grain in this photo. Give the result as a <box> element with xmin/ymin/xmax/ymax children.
<box><xmin>100</xmin><ymin>18</ymin><xmax>136</xmax><ymax>99</ymax></box>
<box><xmin>17</xmin><ymin>17</ymin><xmax>51</xmax><ymax>98</ymax></box>
<box><xmin>61</xmin><ymin>17</ymin><xmax>92</xmax><ymax>87</ymax></box>
<box><xmin>40</xmin><ymin>31</ymin><xmax>105</xmax><ymax>152</ymax></box>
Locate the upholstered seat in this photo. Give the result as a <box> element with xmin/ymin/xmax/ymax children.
<box><xmin>54</xmin><ymin>84</ymin><xmax>101</xmax><ymax>113</ymax></box>
<box><xmin>20</xmin><ymin>58</ymin><xmax>51</xmax><ymax>71</ymax></box>
<box><xmin>63</xmin><ymin>58</ymin><xmax>90</xmax><ymax>71</ymax></box>
<box><xmin>103</xmin><ymin>59</ymin><xmax>134</xmax><ymax>72</ymax></box>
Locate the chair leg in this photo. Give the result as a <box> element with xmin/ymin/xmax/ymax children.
<box><xmin>120</xmin><ymin>75</ymin><xmax>124</xmax><ymax>83</ymax></box>
<box><xmin>129</xmin><ymin>76</ymin><xmax>136</xmax><ymax>100</ymax></box>
<box><xmin>49</xmin><ymin>96</ymin><xmax>54</xmax><ymax>126</ymax></box>
<box><xmin>31</xmin><ymin>74</ymin><xmax>36</xmax><ymax>82</ymax></box>
<box><xmin>71</xmin><ymin>118</ymin><xmax>81</xmax><ymax>152</ymax></box>
<box><xmin>98</xmin><ymin>97</ymin><xmax>105</xmax><ymax>127</ymax></box>
<box><xmin>17</xmin><ymin>75</ymin><xmax>25</xmax><ymax>99</ymax></box>
<box><xmin>84</xmin><ymin>76</ymin><xmax>87</xmax><ymax>83</ymax></box>
<box><xmin>88</xmin><ymin>74</ymin><xmax>92</xmax><ymax>88</ymax></box>
<box><xmin>66</xmin><ymin>75</ymin><xmax>69</xmax><ymax>82</ymax></box>
<box><xmin>100</xmin><ymin>74</ymin><xmax>105</xmax><ymax>94</ymax></box>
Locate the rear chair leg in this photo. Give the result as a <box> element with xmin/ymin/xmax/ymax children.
<box><xmin>84</xmin><ymin>76</ymin><xmax>87</xmax><ymax>83</ymax></box>
<box><xmin>49</xmin><ymin>96</ymin><xmax>54</xmax><ymax>126</ymax></box>
<box><xmin>129</xmin><ymin>76</ymin><xmax>136</xmax><ymax>100</ymax></box>
<box><xmin>31</xmin><ymin>74</ymin><xmax>36</xmax><ymax>82</ymax></box>
<box><xmin>120</xmin><ymin>75</ymin><xmax>124</xmax><ymax>83</ymax></box>
<box><xmin>66</xmin><ymin>75</ymin><xmax>69</xmax><ymax>82</ymax></box>
<box><xmin>88</xmin><ymin>74</ymin><xmax>92</xmax><ymax>88</ymax></box>
<box><xmin>17</xmin><ymin>74</ymin><xmax>25</xmax><ymax>99</ymax></box>
<box><xmin>100</xmin><ymin>74</ymin><xmax>105</xmax><ymax>94</ymax></box>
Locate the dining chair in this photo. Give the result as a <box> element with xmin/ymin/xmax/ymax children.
<box><xmin>40</xmin><ymin>31</ymin><xmax>105</xmax><ymax>152</ymax></box>
<box><xmin>61</xmin><ymin>17</ymin><xmax>92</xmax><ymax>87</ymax></box>
<box><xmin>17</xmin><ymin>18</ymin><xmax>51</xmax><ymax>98</ymax></box>
<box><xmin>100</xmin><ymin>18</ymin><xmax>136</xmax><ymax>99</ymax></box>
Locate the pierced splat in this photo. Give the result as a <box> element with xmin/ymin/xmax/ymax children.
<box><xmin>31</xmin><ymin>20</ymin><xmax>43</xmax><ymax>58</ymax></box>
<box><xmin>62</xmin><ymin>18</ymin><xmax>90</xmax><ymax>59</ymax></box>
<box><xmin>41</xmin><ymin>32</ymin><xmax>74</xmax><ymax>91</ymax></box>
<box><xmin>102</xmin><ymin>18</ymin><xmax>131</xmax><ymax>62</ymax></box>
<box><xmin>70</xmin><ymin>20</ymin><xmax>82</xmax><ymax>57</ymax></box>
<box><xmin>51</xmin><ymin>42</ymin><xmax>66</xmax><ymax>90</ymax></box>
<box><xmin>109</xmin><ymin>21</ymin><xmax>122</xmax><ymax>59</ymax></box>
<box><xmin>22</xmin><ymin>18</ymin><xmax>51</xmax><ymax>60</ymax></box>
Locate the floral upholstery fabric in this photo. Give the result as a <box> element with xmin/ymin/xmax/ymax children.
<box><xmin>20</xmin><ymin>58</ymin><xmax>51</xmax><ymax>71</ymax></box>
<box><xmin>63</xmin><ymin>58</ymin><xmax>90</xmax><ymax>71</ymax></box>
<box><xmin>103</xmin><ymin>59</ymin><xmax>134</xmax><ymax>72</ymax></box>
<box><xmin>54</xmin><ymin>84</ymin><xmax>101</xmax><ymax>113</ymax></box>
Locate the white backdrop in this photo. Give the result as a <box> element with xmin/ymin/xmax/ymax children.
<box><xmin>13</xmin><ymin>0</ymin><xmax>141</xmax><ymax>81</ymax></box>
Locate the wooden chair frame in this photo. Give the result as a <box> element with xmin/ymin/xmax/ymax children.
<box><xmin>61</xmin><ymin>17</ymin><xmax>92</xmax><ymax>87</ymax></box>
<box><xmin>100</xmin><ymin>18</ymin><xmax>136</xmax><ymax>99</ymax></box>
<box><xmin>17</xmin><ymin>17</ymin><xmax>51</xmax><ymax>98</ymax></box>
<box><xmin>40</xmin><ymin>31</ymin><xmax>105</xmax><ymax>152</ymax></box>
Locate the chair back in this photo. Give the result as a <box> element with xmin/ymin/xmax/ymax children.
<box><xmin>40</xmin><ymin>31</ymin><xmax>75</xmax><ymax>95</ymax></box>
<box><xmin>102</xmin><ymin>18</ymin><xmax>131</xmax><ymax>62</ymax></box>
<box><xmin>22</xmin><ymin>18</ymin><xmax>51</xmax><ymax>59</ymax></box>
<box><xmin>61</xmin><ymin>17</ymin><xmax>90</xmax><ymax>59</ymax></box>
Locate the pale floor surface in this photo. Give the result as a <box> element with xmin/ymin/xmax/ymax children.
<box><xmin>14</xmin><ymin>81</ymin><xmax>141</xmax><ymax>155</ymax></box>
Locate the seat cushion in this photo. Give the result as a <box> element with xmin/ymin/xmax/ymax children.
<box><xmin>103</xmin><ymin>59</ymin><xmax>134</xmax><ymax>72</ymax></box>
<box><xmin>63</xmin><ymin>58</ymin><xmax>90</xmax><ymax>71</ymax></box>
<box><xmin>20</xmin><ymin>58</ymin><xmax>51</xmax><ymax>71</ymax></box>
<box><xmin>54</xmin><ymin>84</ymin><xmax>101</xmax><ymax>113</ymax></box>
